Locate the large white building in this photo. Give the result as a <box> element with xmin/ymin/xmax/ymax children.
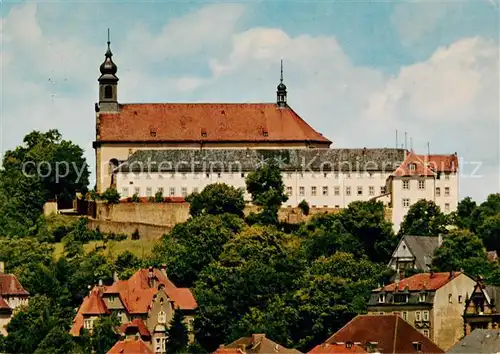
<box><xmin>94</xmin><ymin>38</ymin><xmax>458</xmax><ymax>231</ymax></box>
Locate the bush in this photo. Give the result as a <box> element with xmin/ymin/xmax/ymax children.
<box><xmin>101</xmin><ymin>188</ymin><xmax>121</xmax><ymax>204</ymax></box>
<box><xmin>131</xmin><ymin>229</ymin><xmax>140</xmax><ymax>240</ymax></box>
<box><xmin>131</xmin><ymin>194</ymin><xmax>140</xmax><ymax>203</ymax></box>
<box><xmin>298</xmin><ymin>200</ymin><xmax>310</xmax><ymax>216</ymax></box>
<box><xmin>155</xmin><ymin>190</ymin><xmax>164</xmax><ymax>203</ymax></box>
<box><xmin>148</xmin><ymin>196</ymin><xmax>155</xmax><ymax>203</ymax></box>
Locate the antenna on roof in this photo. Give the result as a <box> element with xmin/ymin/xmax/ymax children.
<box><xmin>410</xmin><ymin>137</ymin><xmax>413</xmax><ymax>152</ymax></box>
<box><xmin>396</xmin><ymin>130</ymin><xmax>398</xmax><ymax>149</ymax></box>
<box><xmin>427</xmin><ymin>142</ymin><xmax>430</xmax><ymax>156</ymax></box>
<box><xmin>404</xmin><ymin>132</ymin><xmax>408</xmax><ymax>150</ymax></box>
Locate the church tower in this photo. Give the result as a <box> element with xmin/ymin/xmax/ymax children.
<box><xmin>97</xmin><ymin>30</ymin><xmax>119</xmax><ymax>112</ymax></box>
<box><xmin>276</xmin><ymin>59</ymin><xmax>287</xmax><ymax>108</ymax></box>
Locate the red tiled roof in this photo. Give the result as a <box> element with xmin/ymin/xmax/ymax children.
<box><xmin>379</xmin><ymin>272</ymin><xmax>462</xmax><ymax>292</ymax></box>
<box><xmin>0</xmin><ymin>274</ymin><xmax>29</xmax><ymax>296</ymax></box>
<box><xmin>107</xmin><ymin>338</ymin><xmax>154</xmax><ymax>354</ymax></box>
<box><xmin>0</xmin><ymin>295</ymin><xmax>11</xmax><ymax>311</ymax></box>
<box><xmin>98</xmin><ymin>103</ymin><xmax>331</xmax><ymax>145</ymax></box>
<box><xmin>393</xmin><ymin>152</ymin><xmax>458</xmax><ymax>177</ymax></box>
<box><xmin>309</xmin><ymin>343</ymin><xmax>366</xmax><ymax>353</ymax></box>
<box><xmin>71</xmin><ymin>268</ymin><xmax>197</xmax><ymax>336</ymax></box>
<box><xmin>327</xmin><ymin>315</ymin><xmax>443</xmax><ymax>353</ymax></box>
<box><xmin>119</xmin><ymin>318</ymin><xmax>151</xmax><ymax>338</ymax></box>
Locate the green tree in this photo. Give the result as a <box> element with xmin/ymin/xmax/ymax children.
<box><xmin>35</xmin><ymin>325</ymin><xmax>77</xmax><ymax>354</ymax></box>
<box><xmin>101</xmin><ymin>188</ymin><xmax>120</xmax><ymax>204</ymax></box>
<box><xmin>186</xmin><ymin>183</ymin><xmax>245</xmax><ymax>218</ymax></box>
<box><xmin>298</xmin><ymin>200</ymin><xmax>310</xmax><ymax>216</ymax></box>
<box><xmin>152</xmin><ymin>214</ymin><xmax>245</xmax><ymax>287</ymax></box>
<box><xmin>398</xmin><ymin>200</ymin><xmax>448</xmax><ymax>236</ymax></box>
<box><xmin>91</xmin><ymin>313</ymin><xmax>120</xmax><ymax>354</ymax></box>
<box><xmin>478</xmin><ymin>213</ymin><xmax>500</xmax><ymax>254</ymax></box>
<box><xmin>452</xmin><ymin>197</ymin><xmax>478</xmax><ymax>230</ymax></box>
<box><xmin>246</xmin><ymin>161</ymin><xmax>288</xmax><ymax>225</ymax></box>
<box><xmin>432</xmin><ymin>229</ymin><xmax>490</xmax><ymax>275</ymax></box>
<box><xmin>167</xmin><ymin>309</ymin><xmax>189</xmax><ymax>353</ymax></box>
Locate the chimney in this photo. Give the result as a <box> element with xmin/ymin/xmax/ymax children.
<box><xmin>98</xmin><ymin>279</ymin><xmax>103</xmax><ymax>286</ymax></box>
<box><xmin>449</xmin><ymin>270</ymin><xmax>454</xmax><ymax>279</ymax></box>
<box><xmin>148</xmin><ymin>266</ymin><xmax>155</xmax><ymax>288</ymax></box>
<box><xmin>0</xmin><ymin>261</ymin><xmax>4</xmax><ymax>274</ymax></box>
<box><xmin>160</xmin><ymin>264</ymin><xmax>168</xmax><ymax>278</ymax></box>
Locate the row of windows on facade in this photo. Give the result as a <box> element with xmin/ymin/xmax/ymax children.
<box><xmin>402</xmin><ymin>198</ymin><xmax>450</xmax><ymax>211</ymax></box>
<box><xmin>378</xmin><ymin>293</ymin><xmax>463</xmax><ymax>305</ymax></box>
<box><xmin>121</xmin><ymin>185</ymin><xmax>388</xmax><ymax>198</ymax></box>
<box><xmin>402</xmin><ymin>180</ymin><xmax>451</xmax><ymax>196</ymax></box>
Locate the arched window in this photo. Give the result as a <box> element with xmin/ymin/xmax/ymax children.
<box><xmin>104</xmin><ymin>85</ymin><xmax>113</xmax><ymax>99</ymax></box>
<box><xmin>158</xmin><ymin>310</ymin><xmax>166</xmax><ymax>324</ymax></box>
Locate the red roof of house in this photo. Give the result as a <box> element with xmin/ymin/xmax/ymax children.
<box><xmin>0</xmin><ymin>274</ymin><xmax>29</xmax><ymax>296</ymax></box>
<box><xmin>98</xmin><ymin>103</ymin><xmax>331</xmax><ymax>145</ymax></box>
<box><xmin>213</xmin><ymin>348</ymin><xmax>244</xmax><ymax>354</ymax></box>
<box><xmin>393</xmin><ymin>152</ymin><xmax>458</xmax><ymax>177</ymax></box>
<box><xmin>327</xmin><ymin>315</ymin><xmax>443</xmax><ymax>353</ymax></box>
<box><xmin>70</xmin><ymin>268</ymin><xmax>197</xmax><ymax>336</ymax></box>
<box><xmin>0</xmin><ymin>296</ymin><xmax>11</xmax><ymax>311</ymax></box>
<box><xmin>378</xmin><ymin>272</ymin><xmax>462</xmax><ymax>292</ymax></box>
<box><xmin>308</xmin><ymin>343</ymin><xmax>367</xmax><ymax>353</ymax></box>
<box><xmin>119</xmin><ymin>318</ymin><xmax>151</xmax><ymax>338</ymax></box>
<box><xmin>107</xmin><ymin>338</ymin><xmax>154</xmax><ymax>354</ymax></box>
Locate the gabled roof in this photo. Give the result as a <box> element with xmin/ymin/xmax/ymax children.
<box><xmin>70</xmin><ymin>268</ymin><xmax>197</xmax><ymax>336</ymax></box>
<box><xmin>97</xmin><ymin>103</ymin><xmax>331</xmax><ymax>145</ymax></box>
<box><xmin>0</xmin><ymin>274</ymin><xmax>29</xmax><ymax>296</ymax></box>
<box><xmin>326</xmin><ymin>315</ymin><xmax>443</xmax><ymax>354</ymax></box>
<box><xmin>106</xmin><ymin>338</ymin><xmax>154</xmax><ymax>354</ymax></box>
<box><xmin>376</xmin><ymin>272</ymin><xmax>464</xmax><ymax>292</ymax></box>
<box><xmin>223</xmin><ymin>333</ymin><xmax>302</xmax><ymax>354</ymax></box>
<box><xmin>119</xmin><ymin>318</ymin><xmax>151</xmax><ymax>339</ymax></box>
<box><xmin>308</xmin><ymin>343</ymin><xmax>367</xmax><ymax>353</ymax></box>
<box><xmin>446</xmin><ymin>329</ymin><xmax>500</xmax><ymax>353</ymax></box>
<box><xmin>394</xmin><ymin>235</ymin><xmax>440</xmax><ymax>270</ymax></box>
<box><xmin>392</xmin><ymin>152</ymin><xmax>458</xmax><ymax>177</ymax></box>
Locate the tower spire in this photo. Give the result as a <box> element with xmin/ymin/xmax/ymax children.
<box><xmin>276</xmin><ymin>59</ymin><xmax>287</xmax><ymax>107</ymax></box>
<box><xmin>98</xmin><ymin>29</ymin><xmax>119</xmax><ymax>112</ymax></box>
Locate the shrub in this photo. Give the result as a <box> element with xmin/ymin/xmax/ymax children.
<box><xmin>101</xmin><ymin>188</ymin><xmax>121</xmax><ymax>204</ymax></box>
<box><xmin>148</xmin><ymin>196</ymin><xmax>155</xmax><ymax>203</ymax></box>
<box><xmin>131</xmin><ymin>194</ymin><xmax>140</xmax><ymax>203</ymax></box>
<box><xmin>155</xmin><ymin>190</ymin><xmax>164</xmax><ymax>203</ymax></box>
<box><xmin>298</xmin><ymin>199</ymin><xmax>310</xmax><ymax>216</ymax></box>
<box><xmin>131</xmin><ymin>229</ymin><xmax>140</xmax><ymax>240</ymax></box>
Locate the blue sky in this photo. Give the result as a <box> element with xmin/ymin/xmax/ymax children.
<box><xmin>1</xmin><ymin>0</ymin><xmax>499</xmax><ymax>201</ymax></box>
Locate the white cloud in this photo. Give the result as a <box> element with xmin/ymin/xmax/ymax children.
<box><xmin>1</xmin><ymin>2</ymin><xmax>497</xmax><ymax>200</ymax></box>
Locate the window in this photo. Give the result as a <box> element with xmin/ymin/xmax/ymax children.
<box><xmin>146</xmin><ymin>187</ymin><xmax>152</xmax><ymax>197</ymax></box>
<box><xmin>378</xmin><ymin>294</ymin><xmax>385</xmax><ymax>303</ymax></box>
<box><xmin>146</xmin><ymin>174</ymin><xmax>152</xmax><ymax>180</ymax></box>
<box><xmin>402</xmin><ymin>180</ymin><xmax>410</xmax><ymax>190</ymax></box>
<box><xmin>445</xmin><ymin>187</ymin><xmax>450</xmax><ymax>196</ymax></box>
<box><xmin>311</xmin><ymin>186</ymin><xmax>317</xmax><ymax>196</ymax></box>
<box><xmin>346</xmin><ymin>173</ymin><xmax>351</xmax><ymax>179</ymax></box>
<box><xmin>182</xmin><ymin>173</ymin><xmax>187</xmax><ymax>179</ymax></box>
<box><xmin>380</xmin><ymin>186</ymin><xmax>386</xmax><ymax>194</ymax></box>
<box><xmin>299</xmin><ymin>186</ymin><xmax>305</xmax><ymax>196</ymax></box>
<box><xmin>334</xmin><ymin>186</ymin><xmax>340</xmax><ymax>196</ymax></box>
<box><xmin>402</xmin><ymin>198</ymin><xmax>410</xmax><ymax>208</ymax></box>
<box><xmin>423</xmin><ymin>329</ymin><xmax>429</xmax><ymax>338</ymax></box>
<box><xmin>158</xmin><ymin>310</ymin><xmax>166</xmax><ymax>324</ymax></box>
<box><xmin>346</xmin><ymin>186</ymin><xmax>351</xmax><ymax>196</ymax></box>
<box><xmin>436</xmin><ymin>187</ymin><xmax>441</xmax><ymax>196</ymax></box>
<box><xmin>418</xmin><ymin>180</ymin><xmax>425</xmax><ymax>190</ymax></box>
<box><xmin>193</xmin><ymin>187</ymin><xmax>199</xmax><ymax>194</ymax></box>
<box><xmin>445</xmin><ymin>173</ymin><xmax>450</xmax><ymax>180</ymax></box>
<box><xmin>134</xmin><ymin>173</ymin><xmax>140</xmax><ymax>180</ymax></box>
<box><xmin>357</xmin><ymin>186</ymin><xmax>363</xmax><ymax>196</ymax></box>
<box><xmin>158</xmin><ymin>174</ymin><xmax>163</xmax><ymax>180</ymax></box>
<box><xmin>409</xmin><ymin>163</ymin><xmax>416</xmax><ymax>171</ymax></box>
<box><xmin>369</xmin><ymin>186</ymin><xmax>375</xmax><ymax>196</ymax></box>
<box><xmin>412</xmin><ymin>342</ymin><xmax>422</xmax><ymax>351</ymax></box>
<box><xmin>322</xmin><ymin>186</ymin><xmax>328</xmax><ymax>196</ymax></box>
<box><xmin>449</xmin><ymin>294</ymin><xmax>452</xmax><ymax>303</ymax></box>
<box><xmin>458</xmin><ymin>295</ymin><xmax>463</xmax><ymax>303</ymax></box>
<box><xmin>394</xmin><ymin>294</ymin><xmax>408</xmax><ymax>303</ymax></box>
<box><xmin>170</xmin><ymin>173</ymin><xmax>175</xmax><ymax>179</ymax></box>
<box><xmin>324</xmin><ymin>173</ymin><xmax>328</xmax><ymax>178</ymax></box>
<box><xmin>217</xmin><ymin>173</ymin><xmax>221</xmax><ymax>179</ymax></box>
<box><xmin>134</xmin><ymin>187</ymin><xmax>140</xmax><ymax>196</ymax></box>
<box><xmin>299</xmin><ymin>173</ymin><xmax>304</xmax><ymax>179</ymax></box>
<box><xmin>416</xmin><ymin>311</ymin><xmax>421</xmax><ymax>321</ymax></box>
<box><xmin>286</xmin><ymin>172</ymin><xmax>292</xmax><ymax>179</ymax></box>
<box><xmin>445</xmin><ymin>203</ymin><xmax>450</xmax><ymax>212</ymax></box>
<box><xmin>423</xmin><ymin>311</ymin><xmax>429</xmax><ymax>321</ymax></box>
<box><xmin>169</xmin><ymin>187</ymin><xmax>175</xmax><ymax>196</ymax></box>
<box><xmin>286</xmin><ymin>186</ymin><xmax>293</xmax><ymax>196</ymax></box>
<box><xmin>157</xmin><ymin>187</ymin><xmax>164</xmax><ymax>195</ymax></box>
<box><xmin>357</xmin><ymin>172</ymin><xmax>362</xmax><ymax>179</ymax></box>
<box><xmin>334</xmin><ymin>173</ymin><xmax>339</xmax><ymax>180</ymax></box>
<box><xmin>228</xmin><ymin>172</ymin><xmax>233</xmax><ymax>179</ymax></box>
<box><xmin>104</xmin><ymin>85</ymin><xmax>113</xmax><ymax>99</ymax></box>
<box><xmin>181</xmin><ymin>187</ymin><xmax>187</xmax><ymax>197</ymax></box>
<box><xmin>402</xmin><ymin>311</ymin><xmax>408</xmax><ymax>321</ymax></box>
<box><xmin>241</xmin><ymin>173</ymin><xmax>245</xmax><ymax>178</ymax></box>
<box><xmin>419</xmin><ymin>293</ymin><xmax>426</xmax><ymax>302</ymax></box>
<box><xmin>122</xmin><ymin>187</ymin><xmax>129</xmax><ymax>198</ymax></box>
<box><xmin>369</xmin><ymin>172</ymin><xmax>373</xmax><ymax>179</ymax></box>
<box><xmin>83</xmin><ymin>319</ymin><xmax>93</xmax><ymax>330</ymax></box>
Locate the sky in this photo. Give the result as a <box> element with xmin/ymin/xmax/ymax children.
<box><xmin>0</xmin><ymin>0</ymin><xmax>499</xmax><ymax>202</ymax></box>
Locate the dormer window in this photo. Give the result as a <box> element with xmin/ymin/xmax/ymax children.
<box><xmin>201</xmin><ymin>129</ymin><xmax>207</xmax><ymax>137</ymax></box>
<box><xmin>394</xmin><ymin>294</ymin><xmax>408</xmax><ymax>303</ymax></box>
<box><xmin>412</xmin><ymin>341</ymin><xmax>422</xmax><ymax>352</ymax></box>
<box><xmin>263</xmin><ymin>130</ymin><xmax>268</xmax><ymax>137</ymax></box>
<box><xmin>378</xmin><ymin>294</ymin><xmax>386</xmax><ymax>303</ymax></box>
<box><xmin>419</xmin><ymin>293</ymin><xmax>426</xmax><ymax>302</ymax></box>
<box><xmin>409</xmin><ymin>163</ymin><xmax>416</xmax><ymax>171</ymax></box>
